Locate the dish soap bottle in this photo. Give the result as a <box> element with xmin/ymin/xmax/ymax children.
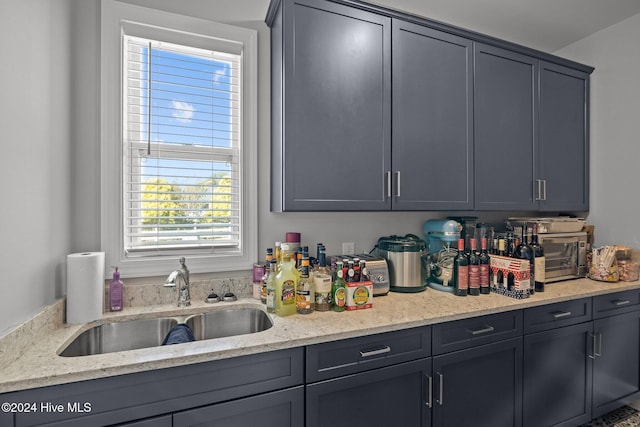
<box><xmin>109</xmin><ymin>267</ymin><xmax>123</xmax><ymax>312</ymax></box>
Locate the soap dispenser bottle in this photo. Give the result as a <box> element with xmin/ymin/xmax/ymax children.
<box><xmin>109</xmin><ymin>267</ymin><xmax>123</xmax><ymax>312</ymax></box>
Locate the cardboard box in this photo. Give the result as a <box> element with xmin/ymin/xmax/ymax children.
<box><xmin>490</xmin><ymin>255</ymin><xmax>530</xmax><ymax>299</ymax></box>
<box><xmin>346</xmin><ymin>280</ymin><xmax>373</xmax><ymax>310</ymax></box>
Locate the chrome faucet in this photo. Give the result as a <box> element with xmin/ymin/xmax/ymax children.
<box><xmin>165</xmin><ymin>257</ymin><xmax>191</xmax><ymax>307</ymax></box>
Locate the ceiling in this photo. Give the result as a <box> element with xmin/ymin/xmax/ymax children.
<box><xmin>249</xmin><ymin>0</ymin><xmax>640</xmax><ymax>53</ymax></box>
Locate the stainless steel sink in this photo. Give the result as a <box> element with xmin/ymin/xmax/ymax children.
<box><xmin>59</xmin><ymin>317</ymin><xmax>178</xmax><ymax>357</ymax></box>
<box><xmin>58</xmin><ymin>307</ymin><xmax>273</xmax><ymax>357</ymax></box>
<box><xmin>185</xmin><ymin>308</ymin><xmax>273</xmax><ymax>340</ymax></box>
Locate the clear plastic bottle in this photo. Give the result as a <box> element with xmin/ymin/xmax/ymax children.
<box><xmin>313</xmin><ymin>247</ymin><xmax>332</xmax><ymax>311</ymax></box>
<box><xmin>275</xmin><ymin>244</ymin><xmax>298</xmax><ymax>316</ymax></box>
<box><xmin>265</xmin><ymin>259</ymin><xmax>277</xmax><ymax>313</ymax></box>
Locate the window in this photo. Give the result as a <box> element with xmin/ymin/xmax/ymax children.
<box><xmin>101</xmin><ymin>1</ymin><xmax>257</xmax><ymax>277</ymax></box>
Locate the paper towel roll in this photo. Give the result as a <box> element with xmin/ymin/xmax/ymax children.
<box><xmin>66</xmin><ymin>252</ymin><xmax>105</xmax><ymax>324</ymax></box>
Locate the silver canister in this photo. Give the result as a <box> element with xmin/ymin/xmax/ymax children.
<box><xmin>373</xmin><ymin>234</ymin><xmax>427</xmax><ymax>292</ymax></box>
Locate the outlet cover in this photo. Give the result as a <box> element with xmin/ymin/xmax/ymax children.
<box><xmin>342</xmin><ymin>242</ymin><xmax>355</xmax><ymax>255</ymax></box>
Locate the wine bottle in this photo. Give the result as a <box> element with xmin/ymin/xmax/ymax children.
<box><xmin>530</xmin><ymin>223</ymin><xmax>546</xmax><ymax>292</ymax></box>
<box><xmin>468</xmin><ymin>238</ymin><xmax>480</xmax><ymax>296</ymax></box>
<box><xmin>513</xmin><ymin>226</ymin><xmax>534</xmax><ymax>295</ymax></box>
<box><xmin>479</xmin><ymin>237</ymin><xmax>491</xmax><ymax>294</ymax></box>
<box><xmin>453</xmin><ymin>238</ymin><xmax>469</xmax><ymax>297</ymax></box>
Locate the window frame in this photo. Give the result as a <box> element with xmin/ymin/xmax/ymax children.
<box><xmin>101</xmin><ymin>0</ymin><xmax>257</xmax><ymax>278</ymax></box>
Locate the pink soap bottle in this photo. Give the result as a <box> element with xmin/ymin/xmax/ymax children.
<box><xmin>109</xmin><ymin>267</ymin><xmax>123</xmax><ymax>312</ymax></box>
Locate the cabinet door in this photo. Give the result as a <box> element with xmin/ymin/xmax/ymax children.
<box><xmin>173</xmin><ymin>386</ymin><xmax>303</xmax><ymax>427</ymax></box>
<box><xmin>474</xmin><ymin>43</ymin><xmax>537</xmax><ymax>211</ymax></box>
<box><xmin>279</xmin><ymin>0</ymin><xmax>391</xmax><ymax>211</ymax></box>
<box><xmin>432</xmin><ymin>337</ymin><xmax>522</xmax><ymax>427</ymax></box>
<box><xmin>592</xmin><ymin>311</ymin><xmax>640</xmax><ymax>417</ymax></box>
<box><xmin>523</xmin><ymin>322</ymin><xmax>592</xmax><ymax>427</ymax></box>
<box><xmin>538</xmin><ymin>61</ymin><xmax>589</xmax><ymax>211</ymax></box>
<box><xmin>391</xmin><ymin>20</ymin><xmax>473</xmax><ymax>210</ymax></box>
<box><xmin>306</xmin><ymin>358</ymin><xmax>432</xmax><ymax>427</ymax></box>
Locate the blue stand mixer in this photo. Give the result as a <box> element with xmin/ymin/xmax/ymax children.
<box><xmin>423</xmin><ymin>219</ymin><xmax>462</xmax><ymax>293</ymax></box>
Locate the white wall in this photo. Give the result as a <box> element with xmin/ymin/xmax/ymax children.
<box><xmin>0</xmin><ymin>0</ymin><xmax>73</xmax><ymax>335</ymax></box>
<box><xmin>555</xmin><ymin>13</ymin><xmax>640</xmax><ymax>248</ymax></box>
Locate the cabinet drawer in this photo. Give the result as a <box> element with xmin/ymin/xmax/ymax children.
<box><xmin>432</xmin><ymin>311</ymin><xmax>522</xmax><ymax>355</ymax></box>
<box><xmin>306</xmin><ymin>326</ymin><xmax>431</xmax><ymax>383</ymax></box>
<box><xmin>593</xmin><ymin>289</ymin><xmax>640</xmax><ymax>319</ymax></box>
<box><xmin>524</xmin><ymin>298</ymin><xmax>592</xmax><ymax>334</ymax></box>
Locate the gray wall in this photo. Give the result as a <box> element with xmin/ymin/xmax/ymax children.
<box><xmin>0</xmin><ymin>0</ymin><xmax>73</xmax><ymax>335</ymax></box>
<box><xmin>555</xmin><ymin>13</ymin><xmax>640</xmax><ymax>248</ymax></box>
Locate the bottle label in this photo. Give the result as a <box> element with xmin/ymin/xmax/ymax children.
<box><xmin>469</xmin><ymin>265</ymin><xmax>480</xmax><ymax>289</ymax></box>
<box><xmin>334</xmin><ymin>287</ymin><xmax>346</xmax><ymax>307</ymax></box>
<box><xmin>479</xmin><ymin>265</ymin><xmax>490</xmax><ymax>287</ymax></box>
<box><xmin>314</xmin><ymin>274</ymin><xmax>332</xmax><ymax>306</ymax></box>
<box><xmin>282</xmin><ymin>280</ymin><xmax>295</xmax><ymax>305</ymax></box>
<box><xmin>266</xmin><ymin>289</ymin><xmax>275</xmax><ymax>310</ymax></box>
<box><xmin>296</xmin><ymin>290</ymin><xmax>312</xmax><ymax>311</ymax></box>
<box><xmin>534</xmin><ymin>256</ymin><xmax>546</xmax><ymax>283</ymax></box>
<box><xmin>457</xmin><ymin>265</ymin><xmax>469</xmax><ymax>290</ymax></box>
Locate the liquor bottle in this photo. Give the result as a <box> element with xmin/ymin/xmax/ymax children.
<box><xmin>530</xmin><ymin>223</ymin><xmax>546</xmax><ymax>292</ymax></box>
<box><xmin>453</xmin><ymin>238</ymin><xmax>469</xmax><ymax>296</ymax></box>
<box><xmin>265</xmin><ymin>259</ymin><xmax>277</xmax><ymax>313</ymax></box>
<box><xmin>468</xmin><ymin>238</ymin><xmax>480</xmax><ymax>296</ymax></box>
<box><xmin>296</xmin><ymin>255</ymin><xmax>314</xmax><ymax>314</ymax></box>
<box><xmin>275</xmin><ymin>244</ymin><xmax>298</xmax><ymax>316</ymax></box>
<box><xmin>506</xmin><ymin>232</ymin><xmax>515</xmax><ymax>257</ymax></box>
<box><xmin>498</xmin><ymin>238</ymin><xmax>506</xmax><ymax>256</ymax></box>
<box><xmin>332</xmin><ymin>261</ymin><xmax>347</xmax><ymax>311</ymax></box>
<box><xmin>313</xmin><ymin>247</ymin><xmax>332</xmax><ymax>311</ymax></box>
<box><xmin>479</xmin><ymin>238</ymin><xmax>491</xmax><ymax>294</ymax></box>
<box><xmin>513</xmin><ymin>226</ymin><xmax>534</xmax><ymax>295</ymax></box>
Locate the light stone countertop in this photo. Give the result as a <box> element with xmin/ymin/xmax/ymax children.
<box><xmin>1</xmin><ymin>277</ymin><xmax>640</xmax><ymax>394</ymax></box>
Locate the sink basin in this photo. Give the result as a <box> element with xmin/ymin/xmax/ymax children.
<box><xmin>185</xmin><ymin>308</ymin><xmax>273</xmax><ymax>340</ymax></box>
<box><xmin>59</xmin><ymin>317</ymin><xmax>178</xmax><ymax>357</ymax></box>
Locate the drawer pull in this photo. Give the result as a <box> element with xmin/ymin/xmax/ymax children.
<box><xmin>466</xmin><ymin>325</ymin><xmax>495</xmax><ymax>335</ymax></box>
<box><xmin>359</xmin><ymin>345</ymin><xmax>391</xmax><ymax>358</ymax></box>
<box><xmin>614</xmin><ymin>300</ymin><xmax>631</xmax><ymax>306</ymax></box>
<box><xmin>551</xmin><ymin>310</ymin><xmax>572</xmax><ymax>318</ymax></box>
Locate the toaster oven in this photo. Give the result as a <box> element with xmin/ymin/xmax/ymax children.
<box><xmin>538</xmin><ymin>232</ymin><xmax>588</xmax><ymax>282</ymax></box>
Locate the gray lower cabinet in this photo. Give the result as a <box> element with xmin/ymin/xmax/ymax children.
<box><xmin>474</xmin><ymin>43</ymin><xmax>538</xmax><ymax>211</ymax></box>
<box><xmin>538</xmin><ymin>61</ymin><xmax>590</xmax><ymax>211</ymax></box>
<box><xmin>270</xmin><ymin>0</ymin><xmax>392</xmax><ymax>211</ymax></box>
<box><xmin>523</xmin><ymin>321</ymin><xmax>593</xmax><ymax>427</ymax></box>
<box><xmin>5</xmin><ymin>348</ymin><xmax>303</xmax><ymax>427</ymax></box>
<box><xmin>173</xmin><ymin>386</ymin><xmax>304</xmax><ymax>427</ymax></box>
<box><xmin>592</xmin><ymin>295</ymin><xmax>640</xmax><ymax>417</ymax></box>
<box><xmin>305</xmin><ymin>326</ymin><xmax>432</xmax><ymax>427</ymax></box>
<box><xmin>306</xmin><ymin>358</ymin><xmax>432</xmax><ymax>427</ymax></box>
<box><xmin>432</xmin><ymin>311</ymin><xmax>523</xmax><ymax>427</ymax></box>
<box><xmin>391</xmin><ymin>20</ymin><xmax>473</xmax><ymax>210</ymax></box>
<box><xmin>116</xmin><ymin>415</ymin><xmax>172</xmax><ymax>427</ymax></box>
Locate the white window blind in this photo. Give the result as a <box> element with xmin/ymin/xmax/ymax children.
<box><xmin>123</xmin><ymin>35</ymin><xmax>242</xmax><ymax>256</ymax></box>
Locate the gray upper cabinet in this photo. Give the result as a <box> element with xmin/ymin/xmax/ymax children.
<box><xmin>270</xmin><ymin>0</ymin><xmax>392</xmax><ymax>211</ymax></box>
<box><xmin>392</xmin><ymin>20</ymin><xmax>473</xmax><ymax>210</ymax></box>
<box><xmin>538</xmin><ymin>61</ymin><xmax>590</xmax><ymax>211</ymax></box>
<box><xmin>267</xmin><ymin>0</ymin><xmax>593</xmax><ymax>212</ymax></box>
<box><xmin>474</xmin><ymin>43</ymin><xmax>538</xmax><ymax>211</ymax></box>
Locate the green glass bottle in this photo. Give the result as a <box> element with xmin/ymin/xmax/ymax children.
<box><xmin>332</xmin><ymin>261</ymin><xmax>347</xmax><ymax>312</ymax></box>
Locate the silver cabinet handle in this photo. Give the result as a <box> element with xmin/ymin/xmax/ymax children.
<box><xmin>385</xmin><ymin>171</ymin><xmax>391</xmax><ymax>198</ymax></box>
<box><xmin>589</xmin><ymin>334</ymin><xmax>596</xmax><ymax>359</ymax></box>
<box><xmin>552</xmin><ymin>310</ymin><xmax>572</xmax><ymax>318</ymax></box>
<box><xmin>359</xmin><ymin>345</ymin><xmax>391</xmax><ymax>358</ymax></box>
<box><xmin>466</xmin><ymin>325</ymin><xmax>495</xmax><ymax>335</ymax></box>
<box><xmin>424</xmin><ymin>374</ymin><xmax>433</xmax><ymax>408</ymax></box>
<box><xmin>615</xmin><ymin>300</ymin><xmax>631</xmax><ymax>306</ymax></box>
<box><xmin>595</xmin><ymin>332</ymin><xmax>602</xmax><ymax>357</ymax></box>
<box><xmin>436</xmin><ymin>371</ymin><xmax>444</xmax><ymax>405</ymax></box>
<box><xmin>395</xmin><ymin>171</ymin><xmax>401</xmax><ymax>197</ymax></box>
<box><xmin>535</xmin><ymin>179</ymin><xmax>547</xmax><ymax>201</ymax></box>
